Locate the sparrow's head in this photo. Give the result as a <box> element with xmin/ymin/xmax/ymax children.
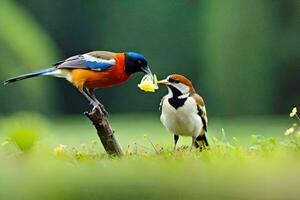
<box><xmin>158</xmin><ymin>74</ymin><xmax>196</xmax><ymax>97</ymax></box>
<box><xmin>125</xmin><ymin>52</ymin><xmax>151</xmax><ymax>75</ymax></box>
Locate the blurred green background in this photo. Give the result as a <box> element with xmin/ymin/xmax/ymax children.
<box><xmin>0</xmin><ymin>0</ymin><xmax>299</xmax><ymax>116</ymax></box>
<box><xmin>0</xmin><ymin>2</ymin><xmax>300</xmax><ymax>199</ymax></box>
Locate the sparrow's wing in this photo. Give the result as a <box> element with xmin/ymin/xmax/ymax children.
<box><xmin>55</xmin><ymin>51</ymin><xmax>116</xmax><ymax>71</ymax></box>
<box><xmin>192</xmin><ymin>93</ymin><xmax>208</xmax><ymax>132</ymax></box>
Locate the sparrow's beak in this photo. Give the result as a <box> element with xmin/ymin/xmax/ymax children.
<box><xmin>141</xmin><ymin>66</ymin><xmax>152</xmax><ymax>75</ymax></box>
<box><xmin>157</xmin><ymin>79</ymin><xmax>170</xmax><ymax>85</ymax></box>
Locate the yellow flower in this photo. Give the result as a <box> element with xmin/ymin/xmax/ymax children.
<box><xmin>138</xmin><ymin>74</ymin><xmax>159</xmax><ymax>92</ymax></box>
<box><xmin>53</xmin><ymin>144</ymin><xmax>66</xmax><ymax>156</ymax></box>
<box><xmin>290</xmin><ymin>107</ymin><xmax>297</xmax><ymax>117</ymax></box>
<box><xmin>284</xmin><ymin>127</ymin><xmax>295</xmax><ymax>136</ymax></box>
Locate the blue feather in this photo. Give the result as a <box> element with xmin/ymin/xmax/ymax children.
<box><xmin>84</xmin><ymin>61</ymin><xmax>113</xmax><ymax>71</ymax></box>
<box><xmin>126</xmin><ymin>52</ymin><xmax>146</xmax><ymax>60</ymax></box>
<box><xmin>4</xmin><ymin>67</ymin><xmax>56</xmax><ymax>84</ymax></box>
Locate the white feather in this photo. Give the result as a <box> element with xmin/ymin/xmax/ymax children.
<box><xmin>44</xmin><ymin>69</ymin><xmax>72</xmax><ymax>82</ymax></box>
<box><xmin>166</xmin><ymin>83</ymin><xmax>190</xmax><ymax>98</ymax></box>
<box><xmin>83</xmin><ymin>54</ymin><xmax>115</xmax><ymax>66</ymax></box>
<box><xmin>160</xmin><ymin>97</ymin><xmax>203</xmax><ymax>137</ymax></box>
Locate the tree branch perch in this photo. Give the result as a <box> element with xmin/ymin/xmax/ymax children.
<box><xmin>84</xmin><ymin>105</ymin><xmax>124</xmax><ymax>157</ymax></box>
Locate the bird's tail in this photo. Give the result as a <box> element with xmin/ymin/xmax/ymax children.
<box><xmin>4</xmin><ymin>67</ymin><xmax>56</xmax><ymax>84</ymax></box>
<box><xmin>195</xmin><ymin>134</ymin><xmax>209</xmax><ymax>150</ymax></box>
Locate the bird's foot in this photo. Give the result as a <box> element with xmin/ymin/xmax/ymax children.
<box><xmin>92</xmin><ymin>104</ymin><xmax>100</xmax><ymax>112</ymax></box>
<box><xmin>92</xmin><ymin>104</ymin><xmax>108</xmax><ymax>117</ymax></box>
<box><xmin>173</xmin><ymin>147</ymin><xmax>177</xmax><ymax>153</ymax></box>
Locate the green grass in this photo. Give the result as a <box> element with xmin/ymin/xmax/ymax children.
<box><xmin>49</xmin><ymin>114</ymin><xmax>292</xmax><ymax>148</ymax></box>
<box><xmin>0</xmin><ymin>112</ymin><xmax>299</xmax><ymax>200</ymax></box>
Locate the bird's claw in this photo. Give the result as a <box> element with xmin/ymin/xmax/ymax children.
<box><xmin>173</xmin><ymin>147</ymin><xmax>177</xmax><ymax>153</ymax></box>
<box><xmin>92</xmin><ymin>105</ymin><xmax>100</xmax><ymax>112</ymax></box>
<box><xmin>92</xmin><ymin>104</ymin><xmax>108</xmax><ymax>117</ymax></box>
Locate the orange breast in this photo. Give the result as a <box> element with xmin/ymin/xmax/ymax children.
<box><xmin>70</xmin><ymin>53</ymin><xmax>129</xmax><ymax>90</ymax></box>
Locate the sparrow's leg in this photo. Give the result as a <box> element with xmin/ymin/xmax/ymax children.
<box><xmin>190</xmin><ymin>136</ymin><xmax>197</xmax><ymax>151</ymax></box>
<box><xmin>173</xmin><ymin>135</ymin><xmax>179</xmax><ymax>152</ymax></box>
<box><xmin>85</xmin><ymin>87</ymin><xmax>108</xmax><ymax>116</ymax></box>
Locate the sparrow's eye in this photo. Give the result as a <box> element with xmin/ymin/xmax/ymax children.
<box><xmin>168</xmin><ymin>78</ymin><xmax>175</xmax><ymax>82</ymax></box>
<box><xmin>168</xmin><ymin>78</ymin><xmax>180</xmax><ymax>84</ymax></box>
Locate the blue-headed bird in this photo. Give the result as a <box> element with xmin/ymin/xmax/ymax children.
<box><xmin>4</xmin><ymin>51</ymin><xmax>151</xmax><ymax>111</ymax></box>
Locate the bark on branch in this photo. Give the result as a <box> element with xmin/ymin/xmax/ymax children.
<box><xmin>84</xmin><ymin>106</ymin><xmax>124</xmax><ymax>157</ymax></box>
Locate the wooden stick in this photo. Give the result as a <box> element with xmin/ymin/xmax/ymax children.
<box><xmin>84</xmin><ymin>106</ymin><xmax>124</xmax><ymax>157</ymax></box>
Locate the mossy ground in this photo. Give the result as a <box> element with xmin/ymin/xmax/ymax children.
<box><xmin>0</xmin><ymin>113</ymin><xmax>299</xmax><ymax>199</ymax></box>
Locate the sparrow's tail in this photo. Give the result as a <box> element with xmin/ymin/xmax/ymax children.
<box><xmin>195</xmin><ymin>134</ymin><xmax>209</xmax><ymax>149</ymax></box>
<box><xmin>4</xmin><ymin>67</ymin><xmax>56</xmax><ymax>84</ymax></box>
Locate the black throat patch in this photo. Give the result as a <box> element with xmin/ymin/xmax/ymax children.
<box><xmin>167</xmin><ymin>85</ymin><xmax>188</xmax><ymax>109</ymax></box>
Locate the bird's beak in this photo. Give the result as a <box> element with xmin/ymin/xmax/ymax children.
<box><xmin>141</xmin><ymin>66</ymin><xmax>152</xmax><ymax>75</ymax></box>
<box><xmin>157</xmin><ymin>79</ymin><xmax>170</xmax><ymax>85</ymax></box>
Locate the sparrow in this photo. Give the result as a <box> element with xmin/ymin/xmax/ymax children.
<box><xmin>4</xmin><ymin>51</ymin><xmax>151</xmax><ymax>112</ymax></box>
<box><xmin>158</xmin><ymin>74</ymin><xmax>208</xmax><ymax>151</ymax></box>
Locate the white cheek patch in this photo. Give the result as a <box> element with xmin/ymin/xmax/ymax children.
<box><xmin>178</xmin><ymin>93</ymin><xmax>190</xmax><ymax>99</ymax></box>
<box><xmin>167</xmin><ymin>83</ymin><xmax>190</xmax><ymax>98</ymax></box>
<box><xmin>175</xmin><ymin>83</ymin><xmax>189</xmax><ymax>95</ymax></box>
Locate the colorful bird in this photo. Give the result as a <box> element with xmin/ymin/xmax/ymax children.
<box><xmin>158</xmin><ymin>74</ymin><xmax>208</xmax><ymax>151</ymax></box>
<box><xmin>4</xmin><ymin>51</ymin><xmax>151</xmax><ymax>111</ymax></box>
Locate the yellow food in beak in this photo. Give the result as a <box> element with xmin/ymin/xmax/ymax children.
<box><xmin>138</xmin><ymin>74</ymin><xmax>159</xmax><ymax>92</ymax></box>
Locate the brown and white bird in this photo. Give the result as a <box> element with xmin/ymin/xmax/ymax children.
<box><xmin>158</xmin><ymin>74</ymin><xmax>208</xmax><ymax>151</ymax></box>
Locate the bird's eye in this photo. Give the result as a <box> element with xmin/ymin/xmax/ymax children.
<box><xmin>137</xmin><ymin>60</ymin><xmax>142</xmax><ymax>64</ymax></box>
<box><xmin>168</xmin><ymin>78</ymin><xmax>175</xmax><ymax>82</ymax></box>
<box><xmin>168</xmin><ymin>78</ymin><xmax>180</xmax><ymax>83</ymax></box>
